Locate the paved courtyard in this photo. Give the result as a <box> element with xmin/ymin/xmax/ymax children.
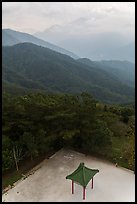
<box><xmin>2</xmin><ymin>148</ymin><xmax>135</xmax><ymax>202</ymax></box>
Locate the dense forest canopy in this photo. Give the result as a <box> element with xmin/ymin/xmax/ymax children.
<box><xmin>2</xmin><ymin>92</ymin><xmax>135</xmax><ymax>174</ymax></box>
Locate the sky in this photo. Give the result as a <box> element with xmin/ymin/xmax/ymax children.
<box><xmin>2</xmin><ymin>2</ymin><xmax>135</xmax><ymax>39</ymax></box>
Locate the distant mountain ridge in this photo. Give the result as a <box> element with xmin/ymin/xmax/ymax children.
<box><xmin>2</xmin><ymin>29</ymin><xmax>79</xmax><ymax>59</ymax></box>
<box><xmin>77</xmin><ymin>58</ymin><xmax>135</xmax><ymax>88</ymax></box>
<box><xmin>35</xmin><ymin>27</ymin><xmax>135</xmax><ymax>63</ymax></box>
<box><xmin>2</xmin><ymin>43</ymin><xmax>135</xmax><ymax>104</ymax></box>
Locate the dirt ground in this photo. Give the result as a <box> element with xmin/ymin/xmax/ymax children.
<box><xmin>2</xmin><ymin>148</ymin><xmax>135</xmax><ymax>202</ymax></box>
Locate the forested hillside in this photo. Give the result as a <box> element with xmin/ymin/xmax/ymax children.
<box><xmin>77</xmin><ymin>58</ymin><xmax>135</xmax><ymax>88</ymax></box>
<box><xmin>2</xmin><ymin>43</ymin><xmax>135</xmax><ymax>104</ymax></box>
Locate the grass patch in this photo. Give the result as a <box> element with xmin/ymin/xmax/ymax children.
<box><xmin>2</xmin><ymin>172</ymin><xmax>22</xmax><ymax>189</ymax></box>
<box><xmin>110</xmin><ymin>135</ymin><xmax>130</xmax><ymax>168</ymax></box>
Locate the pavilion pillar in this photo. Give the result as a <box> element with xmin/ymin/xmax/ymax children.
<box><xmin>72</xmin><ymin>180</ymin><xmax>74</xmax><ymax>194</ymax></box>
<box><xmin>83</xmin><ymin>187</ymin><xmax>86</xmax><ymax>200</ymax></box>
<box><xmin>91</xmin><ymin>177</ymin><xmax>93</xmax><ymax>189</ymax></box>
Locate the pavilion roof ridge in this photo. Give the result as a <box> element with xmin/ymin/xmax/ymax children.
<box><xmin>82</xmin><ymin>165</ymin><xmax>86</xmax><ymax>186</ymax></box>
<box><xmin>66</xmin><ymin>162</ymin><xmax>99</xmax><ymax>187</ymax></box>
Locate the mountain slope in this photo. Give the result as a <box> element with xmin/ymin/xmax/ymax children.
<box><xmin>2</xmin><ymin>29</ymin><xmax>79</xmax><ymax>59</ymax></box>
<box><xmin>77</xmin><ymin>58</ymin><xmax>135</xmax><ymax>88</ymax></box>
<box><xmin>35</xmin><ymin>27</ymin><xmax>135</xmax><ymax>63</ymax></box>
<box><xmin>2</xmin><ymin>30</ymin><xmax>20</xmax><ymax>46</ymax></box>
<box><xmin>2</xmin><ymin>43</ymin><xmax>135</xmax><ymax>104</ymax></box>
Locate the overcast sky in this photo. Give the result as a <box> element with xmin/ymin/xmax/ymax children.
<box><xmin>2</xmin><ymin>2</ymin><xmax>135</xmax><ymax>39</ymax></box>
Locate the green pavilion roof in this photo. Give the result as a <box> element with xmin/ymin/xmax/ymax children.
<box><xmin>66</xmin><ymin>163</ymin><xmax>99</xmax><ymax>187</ymax></box>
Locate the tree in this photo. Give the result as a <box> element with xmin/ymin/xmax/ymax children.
<box><xmin>82</xmin><ymin>120</ymin><xmax>113</xmax><ymax>154</ymax></box>
<box><xmin>12</xmin><ymin>142</ymin><xmax>24</xmax><ymax>171</ymax></box>
<box><xmin>22</xmin><ymin>132</ymin><xmax>38</xmax><ymax>160</ymax></box>
<box><xmin>2</xmin><ymin>135</ymin><xmax>13</xmax><ymax>172</ymax></box>
<box><xmin>124</xmin><ymin>122</ymin><xmax>135</xmax><ymax>170</ymax></box>
<box><xmin>104</xmin><ymin>105</ymin><xmax>107</xmax><ymax>112</ymax></box>
<box><xmin>121</xmin><ymin>107</ymin><xmax>134</xmax><ymax>123</ymax></box>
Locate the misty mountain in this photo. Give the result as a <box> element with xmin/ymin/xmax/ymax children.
<box><xmin>115</xmin><ymin>42</ymin><xmax>135</xmax><ymax>63</ymax></box>
<box><xmin>58</xmin><ymin>33</ymin><xmax>135</xmax><ymax>63</ymax></box>
<box><xmin>2</xmin><ymin>29</ymin><xmax>78</xmax><ymax>59</ymax></box>
<box><xmin>2</xmin><ymin>30</ymin><xmax>20</xmax><ymax>46</ymax></box>
<box><xmin>35</xmin><ymin>27</ymin><xmax>135</xmax><ymax>63</ymax></box>
<box><xmin>2</xmin><ymin>43</ymin><xmax>134</xmax><ymax>104</ymax></box>
<box><xmin>77</xmin><ymin>58</ymin><xmax>135</xmax><ymax>88</ymax></box>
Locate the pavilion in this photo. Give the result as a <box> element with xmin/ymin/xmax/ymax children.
<box><xmin>66</xmin><ymin>162</ymin><xmax>99</xmax><ymax>200</ymax></box>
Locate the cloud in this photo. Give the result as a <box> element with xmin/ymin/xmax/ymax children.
<box><xmin>125</xmin><ymin>22</ymin><xmax>135</xmax><ymax>28</ymax></box>
<box><xmin>2</xmin><ymin>2</ymin><xmax>135</xmax><ymax>38</ymax></box>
